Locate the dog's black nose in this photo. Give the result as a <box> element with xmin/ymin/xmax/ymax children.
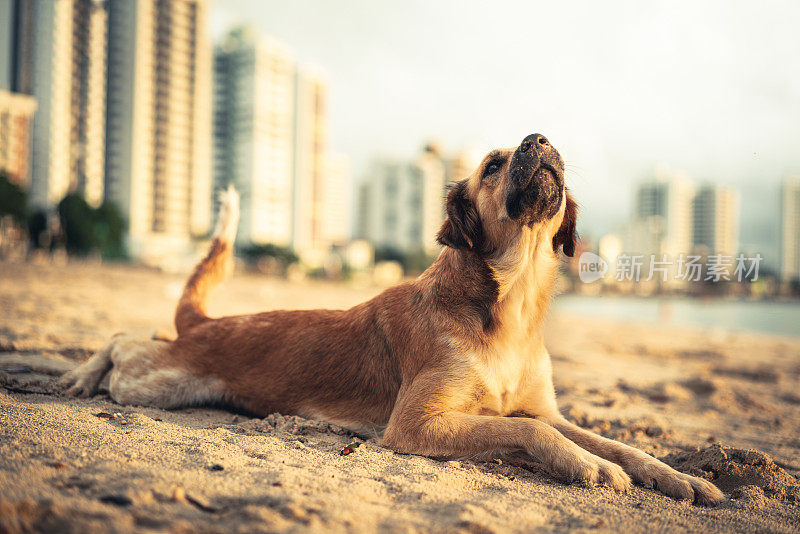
<box><xmin>519</xmin><ymin>134</ymin><xmax>548</xmax><ymax>153</ymax></box>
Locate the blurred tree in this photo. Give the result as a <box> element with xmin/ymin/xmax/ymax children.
<box><xmin>374</xmin><ymin>246</ymin><xmax>436</xmax><ymax>275</ymax></box>
<box><xmin>57</xmin><ymin>194</ymin><xmax>127</xmax><ymax>258</ymax></box>
<box><xmin>0</xmin><ymin>170</ymin><xmax>27</xmax><ymax>224</ymax></box>
<box><xmin>240</xmin><ymin>243</ymin><xmax>298</xmax><ymax>266</ymax></box>
<box><xmin>94</xmin><ymin>201</ymin><xmax>126</xmax><ymax>259</ymax></box>
<box><xmin>58</xmin><ymin>193</ymin><xmax>95</xmax><ymax>255</ymax></box>
<box><xmin>26</xmin><ymin>209</ymin><xmax>49</xmax><ymax>250</ymax></box>
<box><xmin>789</xmin><ymin>278</ymin><xmax>800</xmax><ymax>298</ymax></box>
<box><xmin>240</xmin><ymin>243</ymin><xmax>298</xmax><ymax>277</ymax></box>
<box><xmin>373</xmin><ymin>246</ymin><xmax>406</xmax><ymax>265</ymax></box>
<box><xmin>404</xmin><ymin>250</ymin><xmax>437</xmax><ymax>274</ymax></box>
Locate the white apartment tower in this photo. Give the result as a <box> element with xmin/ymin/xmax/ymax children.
<box><xmin>357</xmin><ymin>159</ymin><xmax>425</xmax><ymax>254</ymax></box>
<box><xmin>417</xmin><ymin>145</ymin><xmax>447</xmax><ymax>256</ymax></box>
<box><xmin>780</xmin><ymin>176</ymin><xmax>800</xmax><ymax>282</ymax></box>
<box><xmin>318</xmin><ymin>152</ymin><xmax>352</xmax><ymax>247</ymax></box>
<box><xmin>446</xmin><ymin>146</ymin><xmax>483</xmax><ymax>184</ymax></box>
<box><xmin>292</xmin><ymin>68</ymin><xmax>355</xmax><ymax>254</ymax></box>
<box><xmin>105</xmin><ymin>0</ymin><xmax>212</xmax><ymax>260</ymax></box>
<box><xmin>357</xmin><ymin>148</ymin><xmax>446</xmax><ymax>255</ymax></box>
<box><xmin>292</xmin><ymin>67</ymin><xmax>328</xmax><ymax>253</ymax></box>
<box><xmin>630</xmin><ymin>170</ymin><xmax>695</xmax><ymax>257</ymax></box>
<box><xmin>692</xmin><ymin>185</ymin><xmax>739</xmax><ymax>257</ymax></box>
<box><xmin>214</xmin><ymin>27</ymin><xmax>295</xmax><ymax>247</ymax></box>
<box><xmin>0</xmin><ymin>0</ymin><xmax>107</xmax><ymax>208</ymax></box>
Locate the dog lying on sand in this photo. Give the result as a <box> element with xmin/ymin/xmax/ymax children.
<box><xmin>61</xmin><ymin>134</ymin><xmax>723</xmax><ymax>505</ymax></box>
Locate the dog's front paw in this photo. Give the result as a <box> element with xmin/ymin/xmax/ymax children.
<box><xmin>685</xmin><ymin>474</ymin><xmax>725</xmax><ymax>505</ymax></box>
<box><xmin>549</xmin><ymin>450</ymin><xmax>631</xmax><ymax>492</ymax></box>
<box><xmin>595</xmin><ymin>457</ymin><xmax>632</xmax><ymax>492</ymax></box>
<box><xmin>58</xmin><ymin>370</ymin><xmax>98</xmax><ymax>398</ymax></box>
<box><xmin>632</xmin><ymin>461</ymin><xmax>724</xmax><ymax>505</ymax></box>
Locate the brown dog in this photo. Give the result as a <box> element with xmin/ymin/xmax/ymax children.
<box><xmin>60</xmin><ymin>134</ymin><xmax>723</xmax><ymax>505</ymax></box>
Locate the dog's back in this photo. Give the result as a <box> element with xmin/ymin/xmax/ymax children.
<box><xmin>63</xmin><ymin>187</ymin><xmax>411</xmax><ymax>426</ymax></box>
<box><xmin>169</xmin><ymin>304</ymin><xmax>404</xmax><ymax>426</ymax></box>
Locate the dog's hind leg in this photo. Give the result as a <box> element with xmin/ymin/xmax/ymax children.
<box><xmin>104</xmin><ymin>335</ymin><xmax>226</xmax><ymax>410</ymax></box>
<box><xmin>58</xmin><ymin>333</ymin><xmax>123</xmax><ymax>397</ymax></box>
<box><xmin>62</xmin><ymin>333</ymin><xmax>227</xmax><ymax>410</ymax></box>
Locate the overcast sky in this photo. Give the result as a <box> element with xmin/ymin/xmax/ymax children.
<box><xmin>211</xmin><ymin>0</ymin><xmax>800</xmax><ymax>265</ymax></box>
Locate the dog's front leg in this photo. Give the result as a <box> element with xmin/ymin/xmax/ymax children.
<box><xmin>540</xmin><ymin>414</ymin><xmax>723</xmax><ymax>505</ymax></box>
<box><xmin>381</xmin><ymin>374</ymin><xmax>629</xmax><ymax>491</ymax></box>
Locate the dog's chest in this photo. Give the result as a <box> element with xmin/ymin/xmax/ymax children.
<box><xmin>469</xmin><ymin>335</ymin><xmax>547</xmax><ymax>414</ymax></box>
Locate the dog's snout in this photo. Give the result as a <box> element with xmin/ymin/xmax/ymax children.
<box><xmin>506</xmin><ymin>133</ymin><xmax>564</xmax><ymax>222</ymax></box>
<box><xmin>510</xmin><ymin>134</ymin><xmax>543</xmax><ymax>189</ymax></box>
<box><xmin>519</xmin><ymin>133</ymin><xmax>548</xmax><ymax>153</ymax></box>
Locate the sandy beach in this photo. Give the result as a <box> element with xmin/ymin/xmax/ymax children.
<box><xmin>1</xmin><ymin>260</ymin><xmax>799</xmax><ymax>533</ymax></box>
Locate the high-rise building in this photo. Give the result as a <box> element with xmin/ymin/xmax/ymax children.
<box><xmin>215</xmin><ymin>28</ymin><xmax>352</xmax><ymax>254</ymax></box>
<box><xmin>105</xmin><ymin>0</ymin><xmax>212</xmax><ymax>260</ymax></box>
<box><xmin>446</xmin><ymin>146</ymin><xmax>483</xmax><ymax>183</ymax></box>
<box><xmin>780</xmin><ymin>176</ymin><xmax>800</xmax><ymax>282</ymax></box>
<box><xmin>629</xmin><ymin>169</ymin><xmax>695</xmax><ymax>257</ymax></box>
<box><xmin>692</xmin><ymin>185</ymin><xmax>739</xmax><ymax>257</ymax></box>
<box><xmin>357</xmin><ymin>148</ymin><xmax>447</xmax><ymax>255</ymax></box>
<box><xmin>318</xmin><ymin>152</ymin><xmax>351</xmax><ymax>247</ymax></box>
<box><xmin>213</xmin><ymin>26</ymin><xmax>295</xmax><ymax>247</ymax></box>
<box><xmin>0</xmin><ymin>90</ymin><xmax>36</xmax><ymax>186</ymax></box>
<box><xmin>70</xmin><ymin>0</ymin><xmax>108</xmax><ymax>207</ymax></box>
<box><xmin>357</xmin><ymin>159</ymin><xmax>424</xmax><ymax>254</ymax></box>
<box><xmin>292</xmin><ymin>66</ymin><xmax>328</xmax><ymax>253</ymax></box>
<box><xmin>0</xmin><ymin>0</ymin><xmax>108</xmax><ymax>208</ymax></box>
<box><xmin>0</xmin><ymin>1</ymin><xmax>13</xmax><ymax>92</ymax></box>
<box><xmin>417</xmin><ymin>145</ymin><xmax>447</xmax><ymax>256</ymax></box>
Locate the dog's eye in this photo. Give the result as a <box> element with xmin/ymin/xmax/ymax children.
<box><xmin>484</xmin><ymin>161</ymin><xmax>502</xmax><ymax>177</ymax></box>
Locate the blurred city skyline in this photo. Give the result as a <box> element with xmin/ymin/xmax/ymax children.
<box><xmin>210</xmin><ymin>0</ymin><xmax>800</xmax><ymax>261</ymax></box>
<box><xmin>1</xmin><ymin>0</ymin><xmax>799</xmax><ymax>278</ymax></box>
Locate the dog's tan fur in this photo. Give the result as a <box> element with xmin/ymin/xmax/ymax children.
<box><xmin>60</xmin><ymin>138</ymin><xmax>723</xmax><ymax>505</ymax></box>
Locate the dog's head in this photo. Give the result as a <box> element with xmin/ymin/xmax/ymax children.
<box><xmin>437</xmin><ymin>134</ymin><xmax>577</xmax><ymax>257</ymax></box>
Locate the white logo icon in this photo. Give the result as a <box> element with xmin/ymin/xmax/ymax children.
<box><xmin>578</xmin><ymin>252</ymin><xmax>608</xmax><ymax>283</ymax></box>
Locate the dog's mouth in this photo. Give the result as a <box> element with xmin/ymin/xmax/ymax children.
<box><xmin>505</xmin><ymin>164</ymin><xmax>564</xmax><ymax>224</ymax></box>
<box><xmin>504</xmin><ymin>134</ymin><xmax>565</xmax><ymax>225</ymax></box>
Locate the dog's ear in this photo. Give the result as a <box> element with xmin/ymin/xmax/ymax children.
<box><xmin>437</xmin><ymin>180</ymin><xmax>483</xmax><ymax>250</ymax></box>
<box><xmin>552</xmin><ymin>189</ymin><xmax>578</xmax><ymax>257</ymax></box>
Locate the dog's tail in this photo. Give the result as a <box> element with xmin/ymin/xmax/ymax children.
<box><xmin>174</xmin><ymin>185</ymin><xmax>240</xmax><ymax>336</ymax></box>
